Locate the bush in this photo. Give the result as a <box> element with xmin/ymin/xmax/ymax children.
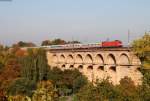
<box><xmin>7</xmin><ymin>78</ymin><xmax>36</xmax><ymax>97</ymax></box>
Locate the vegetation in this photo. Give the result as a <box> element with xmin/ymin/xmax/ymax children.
<box><xmin>76</xmin><ymin>77</ymin><xmax>141</xmax><ymax>101</ymax></box>
<box><xmin>0</xmin><ymin>34</ymin><xmax>149</xmax><ymax>101</ymax></box>
<box><xmin>41</xmin><ymin>39</ymin><xmax>66</xmax><ymax>46</ymax></box>
<box><xmin>132</xmin><ymin>33</ymin><xmax>150</xmax><ymax>69</ymax></box>
<box><xmin>47</xmin><ymin>68</ymin><xmax>88</xmax><ymax>95</ymax></box>
<box><xmin>12</xmin><ymin>41</ymin><xmax>36</xmax><ymax>47</ymax></box>
<box><xmin>20</xmin><ymin>48</ymin><xmax>49</xmax><ymax>82</ymax></box>
<box><xmin>41</xmin><ymin>38</ymin><xmax>81</xmax><ymax>46</ymax></box>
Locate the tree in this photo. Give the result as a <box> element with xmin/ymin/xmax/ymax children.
<box><xmin>132</xmin><ymin>33</ymin><xmax>150</xmax><ymax>69</ymax></box>
<box><xmin>67</xmin><ymin>41</ymin><xmax>81</xmax><ymax>44</ymax></box>
<box><xmin>132</xmin><ymin>33</ymin><xmax>150</xmax><ymax>101</ymax></box>
<box><xmin>7</xmin><ymin>78</ymin><xmax>36</xmax><ymax>97</ymax></box>
<box><xmin>51</xmin><ymin>38</ymin><xmax>66</xmax><ymax>45</ymax></box>
<box><xmin>73</xmin><ymin>75</ymin><xmax>88</xmax><ymax>93</ymax></box>
<box><xmin>41</xmin><ymin>39</ymin><xmax>66</xmax><ymax>46</ymax></box>
<box><xmin>41</xmin><ymin>40</ymin><xmax>51</xmax><ymax>46</ymax></box>
<box><xmin>0</xmin><ymin>58</ymin><xmax>21</xmax><ymax>92</ymax></box>
<box><xmin>13</xmin><ymin>41</ymin><xmax>36</xmax><ymax>48</ymax></box>
<box><xmin>47</xmin><ymin>67</ymin><xmax>87</xmax><ymax>96</ymax></box>
<box><xmin>115</xmin><ymin>77</ymin><xmax>140</xmax><ymax>101</ymax></box>
<box><xmin>32</xmin><ymin>80</ymin><xmax>58</xmax><ymax>101</ymax></box>
<box><xmin>76</xmin><ymin>79</ymin><xmax>119</xmax><ymax>101</ymax></box>
<box><xmin>20</xmin><ymin>48</ymin><xmax>49</xmax><ymax>82</ymax></box>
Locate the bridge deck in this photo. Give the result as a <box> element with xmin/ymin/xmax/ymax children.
<box><xmin>48</xmin><ymin>47</ymin><xmax>131</xmax><ymax>52</ymax></box>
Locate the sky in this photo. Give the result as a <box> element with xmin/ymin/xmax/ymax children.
<box><xmin>0</xmin><ymin>0</ymin><xmax>150</xmax><ymax>46</ymax></box>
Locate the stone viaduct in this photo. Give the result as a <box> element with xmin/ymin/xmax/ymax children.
<box><xmin>46</xmin><ymin>47</ymin><xmax>143</xmax><ymax>85</ymax></box>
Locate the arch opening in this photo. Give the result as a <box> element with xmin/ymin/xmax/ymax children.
<box><xmin>76</xmin><ymin>54</ymin><xmax>83</xmax><ymax>64</ymax></box>
<box><xmin>109</xmin><ymin>66</ymin><xmax>116</xmax><ymax>72</ymax></box>
<box><xmin>119</xmin><ymin>54</ymin><xmax>130</xmax><ymax>66</ymax></box>
<box><xmin>60</xmin><ymin>54</ymin><xmax>65</xmax><ymax>63</ymax></box>
<box><xmin>78</xmin><ymin>65</ymin><xmax>83</xmax><ymax>69</ymax></box>
<box><xmin>95</xmin><ymin>54</ymin><xmax>104</xmax><ymax>65</ymax></box>
<box><xmin>67</xmin><ymin>55</ymin><xmax>74</xmax><ymax>64</ymax></box>
<box><xmin>52</xmin><ymin>55</ymin><xmax>58</xmax><ymax>63</ymax></box>
<box><xmin>107</xmin><ymin>66</ymin><xmax>117</xmax><ymax>84</ymax></box>
<box><xmin>70</xmin><ymin>65</ymin><xmax>74</xmax><ymax>68</ymax></box>
<box><xmin>107</xmin><ymin>54</ymin><xmax>116</xmax><ymax>65</ymax></box>
<box><xmin>87</xmin><ymin>65</ymin><xmax>93</xmax><ymax>71</ymax></box>
<box><xmin>78</xmin><ymin>65</ymin><xmax>83</xmax><ymax>72</ymax></box>
<box><xmin>85</xmin><ymin>54</ymin><xmax>93</xmax><ymax>64</ymax></box>
<box><xmin>62</xmin><ymin>64</ymin><xmax>65</xmax><ymax>68</ymax></box>
<box><xmin>97</xmin><ymin>66</ymin><xmax>104</xmax><ymax>71</ymax></box>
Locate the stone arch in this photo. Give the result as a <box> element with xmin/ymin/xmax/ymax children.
<box><xmin>97</xmin><ymin>66</ymin><xmax>104</xmax><ymax>71</ymax></box>
<box><xmin>87</xmin><ymin>65</ymin><xmax>94</xmax><ymax>82</ymax></box>
<box><xmin>95</xmin><ymin>65</ymin><xmax>105</xmax><ymax>80</ymax></box>
<box><xmin>94</xmin><ymin>54</ymin><xmax>104</xmax><ymax>65</ymax></box>
<box><xmin>119</xmin><ymin>53</ymin><xmax>130</xmax><ymax>65</ymax></box>
<box><xmin>119</xmin><ymin>53</ymin><xmax>130</xmax><ymax>80</ymax></box>
<box><xmin>87</xmin><ymin>65</ymin><xmax>93</xmax><ymax>71</ymax></box>
<box><xmin>84</xmin><ymin>54</ymin><xmax>93</xmax><ymax>64</ymax></box>
<box><xmin>52</xmin><ymin>54</ymin><xmax>58</xmax><ymax>63</ymax></box>
<box><xmin>107</xmin><ymin>54</ymin><xmax>117</xmax><ymax>84</ymax></box>
<box><xmin>109</xmin><ymin>66</ymin><xmax>116</xmax><ymax>72</ymax></box>
<box><xmin>78</xmin><ymin>65</ymin><xmax>83</xmax><ymax>72</ymax></box>
<box><xmin>62</xmin><ymin>64</ymin><xmax>65</xmax><ymax>68</ymax></box>
<box><xmin>107</xmin><ymin>54</ymin><xmax>116</xmax><ymax>65</ymax></box>
<box><xmin>67</xmin><ymin>54</ymin><xmax>74</xmax><ymax>64</ymax></box>
<box><xmin>69</xmin><ymin>65</ymin><xmax>74</xmax><ymax>68</ymax></box>
<box><xmin>59</xmin><ymin>54</ymin><xmax>65</xmax><ymax>63</ymax></box>
<box><xmin>75</xmin><ymin>54</ymin><xmax>83</xmax><ymax>64</ymax></box>
<box><xmin>108</xmin><ymin>66</ymin><xmax>117</xmax><ymax>84</ymax></box>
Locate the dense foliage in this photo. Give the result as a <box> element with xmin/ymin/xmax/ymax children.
<box><xmin>41</xmin><ymin>38</ymin><xmax>81</xmax><ymax>46</ymax></box>
<box><xmin>0</xmin><ymin>34</ymin><xmax>149</xmax><ymax>101</ymax></box>
<box><xmin>76</xmin><ymin>77</ymin><xmax>142</xmax><ymax>101</ymax></box>
<box><xmin>12</xmin><ymin>41</ymin><xmax>36</xmax><ymax>47</ymax></box>
<box><xmin>20</xmin><ymin>48</ymin><xmax>49</xmax><ymax>82</ymax></box>
<box><xmin>132</xmin><ymin>33</ymin><xmax>150</xmax><ymax>69</ymax></box>
<box><xmin>48</xmin><ymin>68</ymin><xmax>88</xmax><ymax>95</ymax></box>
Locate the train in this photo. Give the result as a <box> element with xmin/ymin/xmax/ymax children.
<box><xmin>102</xmin><ymin>40</ymin><xmax>122</xmax><ymax>47</ymax></box>
<box><xmin>42</xmin><ymin>40</ymin><xmax>123</xmax><ymax>49</ymax></box>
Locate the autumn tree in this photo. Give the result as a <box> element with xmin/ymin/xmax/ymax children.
<box><xmin>32</xmin><ymin>80</ymin><xmax>58</xmax><ymax>101</ymax></box>
<box><xmin>13</xmin><ymin>41</ymin><xmax>36</xmax><ymax>48</ymax></box>
<box><xmin>132</xmin><ymin>33</ymin><xmax>150</xmax><ymax>101</ymax></box>
<box><xmin>132</xmin><ymin>33</ymin><xmax>150</xmax><ymax>69</ymax></box>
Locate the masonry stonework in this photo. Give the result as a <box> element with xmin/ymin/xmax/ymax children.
<box><xmin>46</xmin><ymin>47</ymin><xmax>143</xmax><ymax>85</ymax></box>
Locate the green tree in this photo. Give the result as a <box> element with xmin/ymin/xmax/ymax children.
<box><xmin>20</xmin><ymin>48</ymin><xmax>49</xmax><ymax>82</ymax></box>
<box><xmin>76</xmin><ymin>79</ymin><xmax>119</xmax><ymax>101</ymax></box>
<box><xmin>73</xmin><ymin>75</ymin><xmax>87</xmax><ymax>93</ymax></box>
<box><xmin>13</xmin><ymin>41</ymin><xmax>36</xmax><ymax>48</ymax></box>
<box><xmin>67</xmin><ymin>41</ymin><xmax>81</xmax><ymax>44</ymax></box>
<box><xmin>7</xmin><ymin>78</ymin><xmax>36</xmax><ymax>97</ymax></box>
<box><xmin>132</xmin><ymin>33</ymin><xmax>150</xmax><ymax>69</ymax></box>
<box><xmin>51</xmin><ymin>38</ymin><xmax>66</xmax><ymax>45</ymax></box>
<box><xmin>47</xmin><ymin>67</ymin><xmax>87</xmax><ymax>95</ymax></box>
<box><xmin>41</xmin><ymin>39</ymin><xmax>66</xmax><ymax>46</ymax></box>
<box><xmin>41</xmin><ymin>40</ymin><xmax>51</xmax><ymax>46</ymax></box>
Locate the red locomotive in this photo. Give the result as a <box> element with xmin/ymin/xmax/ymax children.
<box><xmin>102</xmin><ymin>40</ymin><xmax>122</xmax><ymax>47</ymax></box>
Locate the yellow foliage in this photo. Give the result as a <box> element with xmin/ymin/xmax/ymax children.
<box><xmin>132</xmin><ymin>33</ymin><xmax>150</xmax><ymax>69</ymax></box>
<box><xmin>32</xmin><ymin>80</ymin><xmax>57</xmax><ymax>101</ymax></box>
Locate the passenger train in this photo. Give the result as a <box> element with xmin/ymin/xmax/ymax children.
<box><xmin>42</xmin><ymin>40</ymin><xmax>123</xmax><ymax>49</ymax></box>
